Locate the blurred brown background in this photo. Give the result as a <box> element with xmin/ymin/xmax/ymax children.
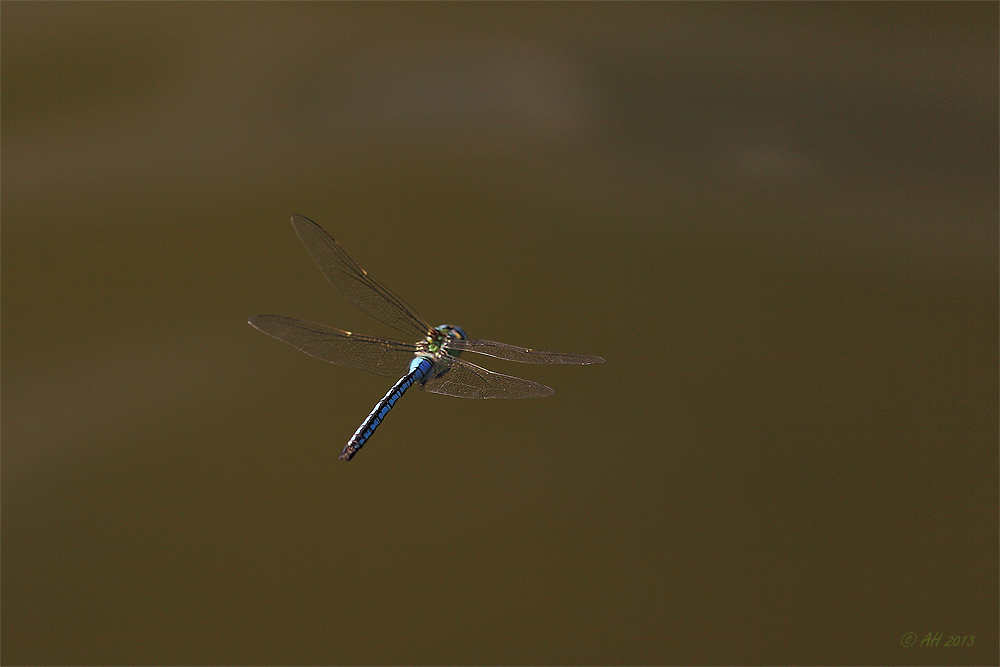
<box><xmin>2</xmin><ymin>3</ymin><xmax>997</xmax><ymax>665</ymax></box>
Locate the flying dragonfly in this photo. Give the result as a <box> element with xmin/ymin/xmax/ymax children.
<box><xmin>249</xmin><ymin>215</ymin><xmax>605</xmax><ymax>461</ymax></box>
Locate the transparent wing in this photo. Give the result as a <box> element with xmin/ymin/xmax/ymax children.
<box><xmin>420</xmin><ymin>356</ymin><xmax>555</xmax><ymax>399</ymax></box>
<box><xmin>248</xmin><ymin>315</ymin><xmax>417</xmax><ymax>378</ymax></box>
<box><xmin>444</xmin><ymin>338</ymin><xmax>605</xmax><ymax>365</ymax></box>
<box><xmin>290</xmin><ymin>215</ymin><xmax>434</xmax><ymax>340</ymax></box>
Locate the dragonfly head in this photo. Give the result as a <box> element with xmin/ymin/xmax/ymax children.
<box><xmin>434</xmin><ymin>324</ymin><xmax>467</xmax><ymax>358</ymax></box>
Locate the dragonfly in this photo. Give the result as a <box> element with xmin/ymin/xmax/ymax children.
<box><xmin>249</xmin><ymin>215</ymin><xmax>605</xmax><ymax>461</ymax></box>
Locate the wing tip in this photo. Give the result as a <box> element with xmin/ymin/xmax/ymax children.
<box><xmin>248</xmin><ymin>314</ymin><xmax>280</xmax><ymax>331</ymax></box>
<box><xmin>290</xmin><ymin>214</ymin><xmax>322</xmax><ymax>239</ymax></box>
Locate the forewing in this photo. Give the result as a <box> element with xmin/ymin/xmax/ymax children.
<box><xmin>290</xmin><ymin>215</ymin><xmax>433</xmax><ymax>340</ymax></box>
<box><xmin>444</xmin><ymin>338</ymin><xmax>605</xmax><ymax>364</ymax></box>
<box><xmin>248</xmin><ymin>315</ymin><xmax>416</xmax><ymax>378</ymax></box>
<box><xmin>420</xmin><ymin>356</ymin><xmax>554</xmax><ymax>399</ymax></box>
